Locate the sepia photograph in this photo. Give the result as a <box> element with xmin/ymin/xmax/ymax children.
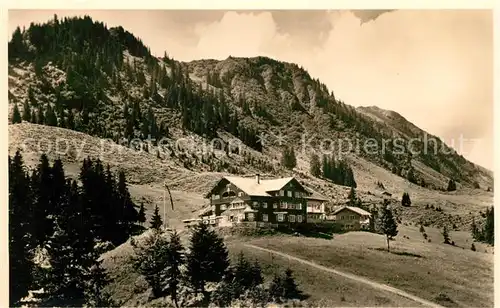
<box><xmin>7</xmin><ymin>8</ymin><xmax>494</xmax><ymax>307</ymax></box>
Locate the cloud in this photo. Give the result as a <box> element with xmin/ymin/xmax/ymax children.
<box><xmin>190</xmin><ymin>10</ymin><xmax>493</xmax><ymax>169</ymax></box>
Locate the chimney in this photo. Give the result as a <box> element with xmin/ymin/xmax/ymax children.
<box><xmin>256</xmin><ymin>174</ymin><xmax>260</xmax><ymax>184</ymax></box>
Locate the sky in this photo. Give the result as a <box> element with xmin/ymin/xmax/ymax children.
<box><xmin>8</xmin><ymin>9</ymin><xmax>494</xmax><ymax>170</ymax></box>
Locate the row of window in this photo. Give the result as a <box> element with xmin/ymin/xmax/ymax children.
<box><xmin>246</xmin><ymin>213</ymin><xmax>303</xmax><ymax>223</ymax></box>
<box><xmin>339</xmin><ymin>215</ymin><xmax>357</xmax><ymax>220</ymax></box>
<box><xmin>278</xmin><ymin>190</ymin><xmax>307</xmax><ymax>198</ymax></box>
<box><xmin>279</xmin><ymin>201</ymin><xmax>303</xmax><ymax>210</ymax></box>
<box><xmin>220</xmin><ymin>202</ymin><xmax>304</xmax><ymax>211</ymax></box>
<box><xmin>213</xmin><ymin>189</ymin><xmax>309</xmax><ymax>200</ymax></box>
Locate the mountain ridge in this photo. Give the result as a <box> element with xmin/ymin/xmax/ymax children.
<box><xmin>7</xmin><ymin>15</ymin><xmax>493</xmax><ymax>199</ymax></box>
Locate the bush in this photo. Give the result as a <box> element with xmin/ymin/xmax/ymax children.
<box><xmin>471</xmin><ymin>243</ymin><xmax>476</xmax><ymax>251</ymax></box>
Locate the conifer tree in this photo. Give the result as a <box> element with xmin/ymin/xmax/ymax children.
<box><xmin>150</xmin><ymin>205</ymin><xmax>163</xmax><ymax>230</ymax></box>
<box><xmin>401</xmin><ymin>192</ymin><xmax>411</xmax><ymax>207</ymax></box>
<box><xmin>11</xmin><ymin>102</ymin><xmax>22</xmax><ymax>123</ymax></box>
<box><xmin>447</xmin><ymin>179</ymin><xmax>457</xmax><ymax>191</ymax></box>
<box><xmin>22</xmin><ymin>100</ymin><xmax>31</xmax><ymax>122</ymax></box>
<box><xmin>379</xmin><ymin>203</ymin><xmax>398</xmax><ymax>252</ymax></box>
<box><xmin>442</xmin><ymin>225</ymin><xmax>451</xmax><ymax>244</ymax></box>
<box><xmin>37</xmin><ymin>105</ymin><xmax>45</xmax><ymax>124</ymax></box>
<box><xmin>166</xmin><ymin>230</ymin><xmax>184</xmax><ymax>308</ymax></box>
<box><xmin>187</xmin><ymin>222</ymin><xmax>229</xmax><ymax>300</ymax></box>
<box><xmin>347</xmin><ymin>186</ymin><xmax>357</xmax><ymax>206</ymax></box>
<box><xmin>268</xmin><ymin>274</ymin><xmax>285</xmax><ymax>303</ymax></box>
<box><xmin>84</xmin><ymin>261</ymin><xmax>116</xmax><ymax>307</ymax></box>
<box><xmin>138</xmin><ymin>202</ymin><xmax>146</xmax><ymax>226</ymax></box>
<box><xmin>31</xmin><ymin>153</ymin><xmax>54</xmax><ymax>245</ymax></box>
<box><xmin>9</xmin><ymin>150</ymin><xmax>35</xmax><ymax>306</ymax></box>
<box><xmin>131</xmin><ymin>230</ymin><xmax>170</xmax><ymax>298</ymax></box>
<box><xmin>283</xmin><ymin>268</ymin><xmax>302</xmax><ymax>300</ymax></box>
<box><xmin>483</xmin><ymin>206</ymin><xmax>494</xmax><ymax>245</ymax></box>
<box><xmin>310</xmin><ymin>153</ymin><xmax>321</xmax><ymax>177</ymax></box>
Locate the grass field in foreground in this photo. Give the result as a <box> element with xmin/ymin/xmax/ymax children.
<box><xmin>243</xmin><ymin>225</ymin><xmax>493</xmax><ymax>308</ymax></box>
<box><xmin>227</xmin><ymin>242</ymin><xmax>425</xmax><ymax>307</ymax></box>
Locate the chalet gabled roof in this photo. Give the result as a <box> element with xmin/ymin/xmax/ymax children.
<box><xmin>332</xmin><ymin>206</ymin><xmax>372</xmax><ymax>217</ymax></box>
<box><xmin>304</xmin><ymin>187</ymin><xmax>329</xmax><ymax>201</ymax></box>
<box><xmin>204</xmin><ymin>175</ymin><xmax>308</xmax><ymax>198</ymax></box>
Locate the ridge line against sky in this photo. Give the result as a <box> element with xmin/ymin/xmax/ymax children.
<box><xmin>7</xmin><ymin>9</ymin><xmax>494</xmax><ymax>170</ymax></box>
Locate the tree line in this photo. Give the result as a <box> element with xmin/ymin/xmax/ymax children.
<box><xmin>9</xmin><ymin>150</ymin><xmax>142</xmax><ymax>306</ymax></box>
<box><xmin>471</xmin><ymin>207</ymin><xmax>494</xmax><ymax>246</ymax></box>
<box><xmin>309</xmin><ymin>153</ymin><xmax>357</xmax><ymax>188</ymax></box>
<box><xmin>9</xmin><ymin>15</ymin><xmax>263</xmax><ymax>152</ymax></box>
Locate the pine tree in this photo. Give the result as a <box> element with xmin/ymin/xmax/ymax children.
<box><xmin>401</xmin><ymin>192</ymin><xmax>411</xmax><ymax>207</ymax></box>
<box><xmin>37</xmin><ymin>105</ymin><xmax>45</xmax><ymax>124</ymax></box>
<box><xmin>187</xmin><ymin>222</ymin><xmax>229</xmax><ymax>300</ymax></box>
<box><xmin>9</xmin><ymin>150</ymin><xmax>35</xmax><ymax>306</ymax></box>
<box><xmin>166</xmin><ymin>230</ymin><xmax>185</xmax><ymax>308</ymax></box>
<box><xmin>11</xmin><ymin>102</ymin><xmax>22</xmax><ymax>123</ymax></box>
<box><xmin>347</xmin><ymin>186</ymin><xmax>357</xmax><ymax>206</ymax></box>
<box><xmin>22</xmin><ymin>100</ymin><xmax>31</xmax><ymax>122</ymax></box>
<box><xmin>84</xmin><ymin>261</ymin><xmax>116</xmax><ymax>307</ymax></box>
<box><xmin>419</xmin><ymin>224</ymin><xmax>425</xmax><ymax>233</ymax></box>
<box><xmin>442</xmin><ymin>225</ymin><xmax>451</xmax><ymax>244</ymax></box>
<box><xmin>138</xmin><ymin>202</ymin><xmax>146</xmax><ymax>225</ymax></box>
<box><xmin>283</xmin><ymin>268</ymin><xmax>302</xmax><ymax>300</ymax></box>
<box><xmin>31</xmin><ymin>153</ymin><xmax>54</xmax><ymax>245</ymax></box>
<box><xmin>268</xmin><ymin>273</ymin><xmax>285</xmax><ymax>303</ymax></box>
<box><xmin>45</xmin><ymin>104</ymin><xmax>58</xmax><ymax>126</ymax></box>
<box><xmin>131</xmin><ymin>230</ymin><xmax>170</xmax><ymax>298</ymax></box>
<box><xmin>281</xmin><ymin>147</ymin><xmax>297</xmax><ymax>170</ymax></box>
<box><xmin>150</xmin><ymin>204</ymin><xmax>163</xmax><ymax>230</ymax></box>
<box><xmin>471</xmin><ymin>218</ymin><xmax>480</xmax><ymax>240</ymax></box>
<box><xmin>447</xmin><ymin>179</ymin><xmax>457</xmax><ymax>191</ymax></box>
<box><xmin>483</xmin><ymin>207</ymin><xmax>494</xmax><ymax>245</ymax></box>
<box><xmin>310</xmin><ymin>153</ymin><xmax>321</xmax><ymax>177</ymax></box>
<box><xmin>471</xmin><ymin>243</ymin><xmax>476</xmax><ymax>251</ymax></box>
<box><xmin>379</xmin><ymin>204</ymin><xmax>398</xmax><ymax>252</ymax></box>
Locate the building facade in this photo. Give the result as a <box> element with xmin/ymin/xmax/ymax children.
<box><xmin>329</xmin><ymin>206</ymin><xmax>372</xmax><ymax>231</ymax></box>
<box><xmin>201</xmin><ymin>175</ymin><xmax>311</xmax><ymax>227</ymax></box>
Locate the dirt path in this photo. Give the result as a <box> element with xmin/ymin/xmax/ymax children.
<box><xmin>244</xmin><ymin>244</ymin><xmax>445</xmax><ymax>308</ymax></box>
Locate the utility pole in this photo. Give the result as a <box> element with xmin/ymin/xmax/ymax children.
<box><xmin>163</xmin><ymin>180</ymin><xmax>174</xmax><ymax>231</ymax></box>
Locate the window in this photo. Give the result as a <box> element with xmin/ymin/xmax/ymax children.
<box><xmin>273</xmin><ymin>203</ymin><xmax>277</xmax><ymax>209</ymax></box>
<box><xmin>213</xmin><ymin>194</ymin><xmax>220</xmax><ymax>200</ymax></box>
<box><xmin>248</xmin><ymin>213</ymin><xmax>255</xmax><ymax>221</ymax></box>
<box><xmin>287</xmin><ymin>191</ymin><xmax>293</xmax><ymax>197</ymax></box>
<box><xmin>220</xmin><ymin>204</ymin><xmax>227</xmax><ymax>210</ymax></box>
<box><xmin>263</xmin><ymin>202</ymin><xmax>268</xmax><ymax>209</ymax></box>
<box><xmin>296</xmin><ymin>192</ymin><xmax>301</xmax><ymax>198</ymax></box>
<box><xmin>280</xmin><ymin>202</ymin><xmax>287</xmax><ymax>209</ymax></box>
<box><xmin>289</xmin><ymin>215</ymin><xmax>296</xmax><ymax>222</ymax></box>
<box><xmin>288</xmin><ymin>203</ymin><xmax>294</xmax><ymax>209</ymax></box>
<box><xmin>263</xmin><ymin>214</ymin><xmax>268</xmax><ymax>222</ymax></box>
<box><xmin>297</xmin><ymin>203</ymin><xmax>302</xmax><ymax>210</ymax></box>
<box><xmin>277</xmin><ymin>213</ymin><xmax>284</xmax><ymax>222</ymax></box>
<box><xmin>253</xmin><ymin>201</ymin><xmax>259</xmax><ymax>206</ymax></box>
<box><xmin>341</xmin><ymin>216</ymin><xmax>345</xmax><ymax>220</ymax></box>
<box><xmin>238</xmin><ymin>192</ymin><xmax>244</xmax><ymax>197</ymax></box>
<box><xmin>279</xmin><ymin>190</ymin><xmax>285</xmax><ymax>196</ymax></box>
<box><xmin>297</xmin><ymin>215</ymin><xmax>303</xmax><ymax>222</ymax></box>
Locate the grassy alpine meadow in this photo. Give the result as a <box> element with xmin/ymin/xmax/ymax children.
<box><xmin>240</xmin><ymin>225</ymin><xmax>493</xmax><ymax>308</ymax></box>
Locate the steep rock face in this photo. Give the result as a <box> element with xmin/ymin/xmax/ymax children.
<box><xmin>7</xmin><ymin>15</ymin><xmax>493</xmax><ymax>195</ymax></box>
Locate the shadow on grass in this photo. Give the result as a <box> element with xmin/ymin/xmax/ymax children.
<box><xmin>370</xmin><ymin>247</ymin><xmax>424</xmax><ymax>258</ymax></box>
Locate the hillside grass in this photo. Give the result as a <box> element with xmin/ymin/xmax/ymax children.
<box><xmin>227</xmin><ymin>242</ymin><xmax>424</xmax><ymax>307</ymax></box>
<box><xmin>244</xmin><ymin>225</ymin><xmax>493</xmax><ymax>308</ymax></box>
